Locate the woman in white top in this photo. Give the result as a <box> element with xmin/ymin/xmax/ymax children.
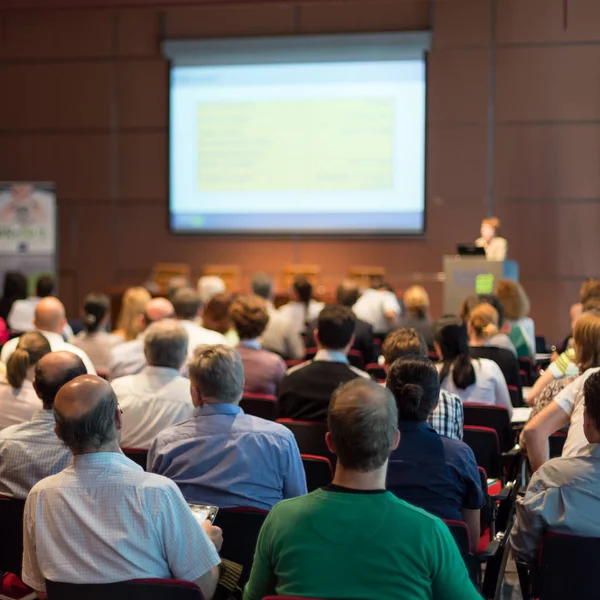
<box><xmin>0</xmin><ymin>331</ymin><xmax>50</xmax><ymax>429</ymax></box>
<box><xmin>73</xmin><ymin>292</ymin><xmax>123</xmax><ymax>374</ymax></box>
<box><xmin>434</xmin><ymin>317</ymin><xmax>513</xmax><ymax>417</ymax></box>
<box><xmin>278</xmin><ymin>275</ymin><xmax>324</xmax><ymax>335</ymax></box>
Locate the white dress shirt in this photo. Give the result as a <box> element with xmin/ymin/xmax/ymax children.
<box><xmin>109</xmin><ymin>336</ymin><xmax>145</xmax><ymax>381</ymax></box>
<box><xmin>0</xmin><ymin>410</ymin><xmax>71</xmax><ymax>498</ymax></box>
<box><xmin>553</xmin><ymin>367</ymin><xmax>599</xmax><ymax>458</ymax></box>
<box><xmin>278</xmin><ymin>300</ymin><xmax>325</xmax><ymax>334</ymax></box>
<box><xmin>0</xmin><ymin>330</ymin><xmax>96</xmax><ymax>375</ymax></box>
<box><xmin>7</xmin><ymin>297</ymin><xmax>74</xmax><ymax>339</ymax></box>
<box><xmin>260</xmin><ymin>305</ymin><xmax>305</xmax><ymax>360</ymax></box>
<box><xmin>22</xmin><ymin>452</ymin><xmax>221</xmax><ymax>592</ymax></box>
<box><xmin>439</xmin><ymin>358</ymin><xmax>513</xmax><ymax>417</ymax></box>
<box><xmin>511</xmin><ymin>443</ymin><xmax>600</xmax><ymax>561</ymax></box>
<box><xmin>113</xmin><ymin>366</ymin><xmax>195</xmax><ymax>450</ymax></box>
<box><xmin>72</xmin><ymin>330</ymin><xmax>123</xmax><ymax>373</ymax></box>
<box><xmin>353</xmin><ymin>289</ymin><xmax>401</xmax><ymax>334</ymax></box>
<box><xmin>0</xmin><ymin>378</ymin><xmax>43</xmax><ymax>430</ymax></box>
<box><xmin>179</xmin><ymin>320</ymin><xmax>227</xmax><ymax>358</ymax></box>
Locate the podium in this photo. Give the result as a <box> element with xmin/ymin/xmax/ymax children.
<box><xmin>443</xmin><ymin>256</ymin><xmax>519</xmax><ymax>316</ymax></box>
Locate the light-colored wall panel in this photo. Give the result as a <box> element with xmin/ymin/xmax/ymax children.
<box><xmin>496</xmin><ymin>47</ymin><xmax>600</xmax><ymax>122</ymax></box>
<box><xmin>298</xmin><ymin>0</ymin><xmax>429</xmax><ymax>34</ymax></box>
<box><xmin>0</xmin><ymin>63</ymin><xmax>113</xmax><ymax>131</ymax></box>
<box><xmin>496</xmin><ymin>125</ymin><xmax>600</xmax><ymax>200</ymax></box>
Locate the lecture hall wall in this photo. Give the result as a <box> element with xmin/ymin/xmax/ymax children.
<box><xmin>1</xmin><ymin>0</ymin><xmax>599</xmax><ymax>341</ymax></box>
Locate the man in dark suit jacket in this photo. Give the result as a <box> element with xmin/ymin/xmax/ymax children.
<box><xmin>304</xmin><ymin>280</ymin><xmax>378</xmax><ymax>365</ymax></box>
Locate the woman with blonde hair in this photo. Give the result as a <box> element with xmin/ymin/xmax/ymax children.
<box><xmin>0</xmin><ymin>331</ymin><xmax>50</xmax><ymax>429</ymax></box>
<box><xmin>398</xmin><ymin>285</ymin><xmax>434</xmax><ymax>348</ymax></box>
<box><xmin>468</xmin><ymin>303</ymin><xmax>523</xmax><ymax>397</ymax></box>
<box><xmin>475</xmin><ymin>217</ymin><xmax>507</xmax><ymax>261</ymax></box>
<box><xmin>523</xmin><ymin>309</ymin><xmax>600</xmax><ymax>471</ymax></box>
<box><xmin>495</xmin><ymin>279</ymin><xmax>535</xmax><ymax>358</ymax></box>
<box><xmin>113</xmin><ymin>286</ymin><xmax>151</xmax><ymax>342</ymax></box>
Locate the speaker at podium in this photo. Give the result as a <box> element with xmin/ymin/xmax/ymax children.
<box><xmin>443</xmin><ymin>254</ymin><xmax>519</xmax><ymax>316</ymax></box>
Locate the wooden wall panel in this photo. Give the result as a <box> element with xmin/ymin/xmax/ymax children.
<box><xmin>496</xmin><ymin>47</ymin><xmax>600</xmax><ymax>122</ymax></box>
<box><xmin>496</xmin><ymin>0</ymin><xmax>600</xmax><ymax>44</ymax></box>
<box><xmin>432</xmin><ymin>0</ymin><xmax>490</xmax><ymax>48</ymax></box>
<box><xmin>164</xmin><ymin>4</ymin><xmax>296</xmax><ymax>39</ymax></box>
<box><xmin>0</xmin><ymin>63</ymin><xmax>114</xmax><ymax>130</ymax></box>
<box><xmin>117</xmin><ymin>9</ymin><xmax>161</xmax><ymax>56</ymax></box>
<box><xmin>495</xmin><ymin>125</ymin><xmax>600</xmax><ymax>200</ymax></box>
<box><xmin>298</xmin><ymin>0</ymin><xmax>429</xmax><ymax>34</ymax></box>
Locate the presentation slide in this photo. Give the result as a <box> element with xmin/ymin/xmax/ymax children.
<box><xmin>169</xmin><ymin>59</ymin><xmax>426</xmax><ymax>234</ymax></box>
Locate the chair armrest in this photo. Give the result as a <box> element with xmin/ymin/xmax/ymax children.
<box><xmin>502</xmin><ymin>446</ymin><xmax>522</xmax><ymax>459</ymax></box>
<box><xmin>490</xmin><ymin>484</ymin><xmax>512</xmax><ymax>502</ymax></box>
<box><xmin>476</xmin><ymin>538</ymin><xmax>501</xmax><ymax>562</ymax></box>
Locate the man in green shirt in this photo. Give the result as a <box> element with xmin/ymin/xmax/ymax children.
<box><xmin>244</xmin><ymin>378</ymin><xmax>481</xmax><ymax>600</ymax></box>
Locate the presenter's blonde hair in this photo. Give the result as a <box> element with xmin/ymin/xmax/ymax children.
<box><xmin>481</xmin><ymin>217</ymin><xmax>500</xmax><ymax>233</ymax></box>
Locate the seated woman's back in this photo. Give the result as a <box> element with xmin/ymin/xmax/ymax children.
<box><xmin>385</xmin><ymin>357</ymin><xmax>484</xmax><ymax>531</ymax></box>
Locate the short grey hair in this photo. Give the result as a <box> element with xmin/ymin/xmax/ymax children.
<box><xmin>328</xmin><ymin>379</ymin><xmax>398</xmax><ymax>472</ymax></box>
<box><xmin>189</xmin><ymin>345</ymin><xmax>244</xmax><ymax>403</ymax></box>
<box><xmin>251</xmin><ymin>272</ymin><xmax>273</xmax><ymax>300</ymax></box>
<box><xmin>144</xmin><ymin>320</ymin><xmax>189</xmax><ymax>370</ymax></box>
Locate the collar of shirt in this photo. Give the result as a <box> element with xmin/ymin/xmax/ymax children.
<box><xmin>238</xmin><ymin>339</ymin><xmax>261</xmax><ymax>350</ymax></box>
<box><xmin>577</xmin><ymin>443</ymin><xmax>600</xmax><ymax>458</ymax></box>
<box><xmin>193</xmin><ymin>403</ymin><xmax>243</xmax><ymax>418</ymax></box>
<box><xmin>398</xmin><ymin>420</ymin><xmax>436</xmax><ymax>433</ymax></box>
<box><xmin>37</xmin><ymin>330</ymin><xmax>65</xmax><ymax>345</ymax></box>
<box><xmin>142</xmin><ymin>365</ymin><xmax>182</xmax><ymax>378</ymax></box>
<box><xmin>73</xmin><ymin>451</ymin><xmax>142</xmax><ymax>470</ymax></box>
<box><xmin>313</xmin><ymin>349</ymin><xmax>349</xmax><ymax>364</ymax></box>
<box><xmin>30</xmin><ymin>409</ymin><xmax>55</xmax><ymax>423</ymax></box>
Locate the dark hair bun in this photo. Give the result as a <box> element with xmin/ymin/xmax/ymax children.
<box><xmin>400</xmin><ymin>382</ymin><xmax>423</xmax><ymax>406</ymax></box>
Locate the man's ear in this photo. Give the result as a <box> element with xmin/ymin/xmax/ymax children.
<box><xmin>115</xmin><ymin>407</ymin><xmax>123</xmax><ymax>431</ymax></box>
<box><xmin>54</xmin><ymin>424</ymin><xmax>62</xmax><ymax>441</ymax></box>
<box><xmin>325</xmin><ymin>431</ymin><xmax>335</xmax><ymax>453</ymax></box>
<box><xmin>190</xmin><ymin>384</ymin><xmax>202</xmax><ymax>408</ymax></box>
<box><xmin>314</xmin><ymin>330</ymin><xmax>320</xmax><ymax>346</ymax></box>
<box><xmin>392</xmin><ymin>429</ymin><xmax>400</xmax><ymax>451</ymax></box>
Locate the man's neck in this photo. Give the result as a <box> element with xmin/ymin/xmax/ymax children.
<box><xmin>331</xmin><ymin>463</ymin><xmax>387</xmax><ymax>491</ymax></box>
<box><xmin>73</xmin><ymin>442</ymin><xmax>121</xmax><ymax>456</ymax></box>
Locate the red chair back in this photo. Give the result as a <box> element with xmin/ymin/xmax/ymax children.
<box><xmin>122</xmin><ymin>448</ymin><xmax>148</xmax><ymax>470</ymax></box>
<box><xmin>463</xmin><ymin>425</ymin><xmax>502</xmax><ymax>479</ymax></box>
<box><xmin>276</xmin><ymin>419</ymin><xmax>335</xmax><ymax>465</ymax></box>
<box><xmin>301</xmin><ymin>454</ymin><xmax>333</xmax><ymax>492</ymax></box>
<box><xmin>46</xmin><ymin>578</ymin><xmax>203</xmax><ymax>599</ymax></box>
<box><xmin>365</xmin><ymin>363</ymin><xmax>386</xmax><ymax>381</ymax></box>
<box><xmin>463</xmin><ymin>403</ymin><xmax>514</xmax><ymax>453</ymax></box>
<box><xmin>240</xmin><ymin>393</ymin><xmax>278</xmax><ymax>421</ymax></box>
<box><xmin>0</xmin><ymin>495</ymin><xmax>26</xmax><ymax>577</ymax></box>
<box><xmin>347</xmin><ymin>349</ymin><xmax>365</xmax><ymax>370</ymax></box>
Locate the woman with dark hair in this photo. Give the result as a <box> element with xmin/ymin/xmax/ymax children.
<box><xmin>73</xmin><ymin>292</ymin><xmax>123</xmax><ymax>373</ymax></box>
<box><xmin>0</xmin><ymin>271</ymin><xmax>27</xmax><ymax>321</ymax></box>
<box><xmin>435</xmin><ymin>316</ymin><xmax>513</xmax><ymax>417</ymax></box>
<box><xmin>385</xmin><ymin>356</ymin><xmax>484</xmax><ymax>551</ymax></box>
<box><xmin>278</xmin><ymin>275</ymin><xmax>324</xmax><ymax>335</ymax></box>
<box><xmin>0</xmin><ymin>331</ymin><xmax>50</xmax><ymax>429</ymax></box>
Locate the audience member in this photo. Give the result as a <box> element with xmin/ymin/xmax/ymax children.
<box><xmin>496</xmin><ymin>279</ymin><xmax>535</xmax><ymax>358</ymax></box>
<box><xmin>278</xmin><ymin>275</ymin><xmax>324</xmax><ymax>334</ymax></box>
<box><xmin>244</xmin><ymin>378</ymin><xmax>481</xmax><ymax>600</ymax></box>
<box><xmin>523</xmin><ymin>310</ymin><xmax>600</xmax><ymax>471</ymax></box>
<box><xmin>197</xmin><ymin>275</ymin><xmax>226</xmax><ymax>305</ymax></box>
<box><xmin>0</xmin><ymin>351</ymin><xmax>86</xmax><ymax>498</ymax></box>
<box><xmin>0</xmin><ymin>332</ymin><xmax>50</xmax><ymax>430</ymax></box>
<box><xmin>108</xmin><ymin>297</ymin><xmax>174</xmax><ymax>380</ymax></box>
<box><xmin>230</xmin><ymin>295</ymin><xmax>286</xmax><ymax>396</ymax></box>
<box><xmin>251</xmin><ymin>272</ymin><xmax>304</xmax><ymax>360</ymax></box>
<box><xmin>0</xmin><ymin>271</ymin><xmax>27</xmax><ymax>322</ymax></box>
<box><xmin>512</xmin><ymin>370</ymin><xmax>600</xmax><ymax>562</ymax></box>
<box><xmin>435</xmin><ymin>317</ymin><xmax>513</xmax><ymax>417</ymax></box>
<box><xmin>22</xmin><ymin>375</ymin><xmax>222</xmax><ymax>599</ymax></box>
<box><xmin>385</xmin><ymin>357</ymin><xmax>484</xmax><ymax>549</ymax></box>
<box><xmin>0</xmin><ymin>298</ymin><xmax>95</xmax><ymax>374</ymax></box>
<box><xmin>475</xmin><ymin>216</ymin><xmax>507</xmax><ymax>261</ymax></box>
<box><xmin>353</xmin><ymin>280</ymin><xmax>401</xmax><ymax>336</ymax></box>
<box><xmin>202</xmin><ymin>293</ymin><xmax>239</xmax><ymax>346</ymax></box>
<box><xmin>172</xmin><ymin>287</ymin><xmax>227</xmax><ymax>358</ymax></box>
<box><xmin>382</xmin><ymin>328</ymin><xmax>463</xmax><ymax>440</ymax></box>
<box><xmin>305</xmin><ymin>279</ymin><xmax>378</xmax><ymax>365</ymax></box>
<box><xmin>166</xmin><ymin>275</ymin><xmax>190</xmax><ymax>303</ymax></box>
<box><xmin>113</xmin><ymin>286</ymin><xmax>151</xmax><ymax>341</ymax></box>
<box><xmin>72</xmin><ymin>292</ymin><xmax>123</xmax><ymax>372</ymax></box>
<box><xmin>460</xmin><ymin>294</ymin><xmax>517</xmax><ymax>355</ymax></box>
<box><xmin>468</xmin><ymin>303</ymin><xmax>522</xmax><ymax>396</ymax></box>
<box><xmin>149</xmin><ymin>345</ymin><xmax>306</xmax><ymax>510</ymax></box>
<box><xmin>7</xmin><ymin>275</ymin><xmax>73</xmax><ymax>339</ymax></box>
<box><xmin>113</xmin><ymin>320</ymin><xmax>193</xmax><ymax>450</ymax></box>
<box><xmin>398</xmin><ymin>285</ymin><xmax>435</xmax><ymax>349</ymax></box>
<box><xmin>278</xmin><ymin>305</ymin><xmax>369</xmax><ymax>421</ymax></box>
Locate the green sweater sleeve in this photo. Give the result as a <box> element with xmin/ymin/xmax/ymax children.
<box><xmin>430</xmin><ymin>521</ymin><xmax>482</xmax><ymax>600</ymax></box>
<box><xmin>243</xmin><ymin>512</ymin><xmax>277</xmax><ymax>600</ymax></box>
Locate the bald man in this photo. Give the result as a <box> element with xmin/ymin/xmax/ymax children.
<box><xmin>22</xmin><ymin>375</ymin><xmax>222</xmax><ymax>600</ymax></box>
<box><xmin>0</xmin><ymin>297</ymin><xmax>96</xmax><ymax>374</ymax></box>
<box><xmin>0</xmin><ymin>351</ymin><xmax>86</xmax><ymax>498</ymax></box>
<box><xmin>244</xmin><ymin>378</ymin><xmax>481</xmax><ymax>600</ymax></box>
<box><xmin>108</xmin><ymin>297</ymin><xmax>175</xmax><ymax>380</ymax></box>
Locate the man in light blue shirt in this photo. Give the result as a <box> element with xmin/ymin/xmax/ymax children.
<box><xmin>0</xmin><ymin>350</ymin><xmax>87</xmax><ymax>498</ymax></box>
<box><xmin>148</xmin><ymin>345</ymin><xmax>307</xmax><ymax>510</ymax></box>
